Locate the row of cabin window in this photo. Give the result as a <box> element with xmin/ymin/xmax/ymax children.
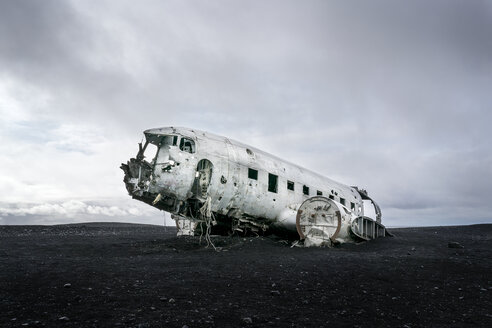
<box><xmin>248</xmin><ymin>168</ymin><xmax>356</xmax><ymax>211</ymax></box>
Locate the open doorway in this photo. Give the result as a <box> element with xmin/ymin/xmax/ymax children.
<box><xmin>194</xmin><ymin>159</ymin><xmax>213</xmax><ymax>200</ymax></box>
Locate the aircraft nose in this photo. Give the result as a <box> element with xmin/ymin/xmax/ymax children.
<box><xmin>121</xmin><ymin>159</ymin><xmax>143</xmax><ymax>195</ymax></box>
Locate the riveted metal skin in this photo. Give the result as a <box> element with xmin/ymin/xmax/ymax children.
<box><xmin>121</xmin><ymin>127</ymin><xmax>387</xmax><ymax>245</ymax></box>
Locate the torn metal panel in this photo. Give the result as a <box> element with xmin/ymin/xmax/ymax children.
<box><xmin>350</xmin><ymin>216</ymin><xmax>386</xmax><ymax>240</ymax></box>
<box><xmin>121</xmin><ymin>126</ymin><xmax>388</xmax><ymax>247</ymax></box>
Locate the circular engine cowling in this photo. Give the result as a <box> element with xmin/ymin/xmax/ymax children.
<box><xmin>296</xmin><ymin>196</ymin><xmax>352</xmax><ymax>247</ymax></box>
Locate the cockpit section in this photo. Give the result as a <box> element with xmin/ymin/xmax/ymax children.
<box><xmin>121</xmin><ymin>131</ymin><xmax>199</xmax><ymax>214</ymax></box>
<box><xmin>138</xmin><ymin>133</ymin><xmax>197</xmax><ymax>163</ymax></box>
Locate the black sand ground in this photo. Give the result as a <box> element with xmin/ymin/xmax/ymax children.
<box><xmin>0</xmin><ymin>223</ymin><xmax>491</xmax><ymax>327</ymax></box>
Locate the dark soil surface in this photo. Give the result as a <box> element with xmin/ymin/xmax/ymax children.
<box><xmin>1</xmin><ymin>223</ymin><xmax>491</xmax><ymax>327</ymax></box>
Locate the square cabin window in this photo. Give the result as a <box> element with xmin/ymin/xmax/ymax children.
<box><xmin>248</xmin><ymin>168</ymin><xmax>258</xmax><ymax>180</ymax></box>
<box><xmin>329</xmin><ymin>195</ymin><xmax>334</xmax><ymax>200</ymax></box>
<box><xmin>268</xmin><ymin>173</ymin><xmax>278</xmax><ymax>193</ymax></box>
<box><xmin>287</xmin><ymin>180</ymin><xmax>294</xmax><ymax>191</ymax></box>
<box><xmin>303</xmin><ymin>185</ymin><xmax>309</xmax><ymax>195</ymax></box>
<box><xmin>317</xmin><ymin>190</ymin><xmax>323</xmax><ymax>196</ymax></box>
<box><xmin>351</xmin><ymin>202</ymin><xmax>356</xmax><ymax>211</ymax></box>
<box><xmin>340</xmin><ymin>198</ymin><xmax>346</xmax><ymax>206</ymax></box>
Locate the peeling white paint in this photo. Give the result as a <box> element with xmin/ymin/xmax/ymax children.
<box><xmin>121</xmin><ymin>127</ymin><xmax>388</xmax><ymax>246</ymax></box>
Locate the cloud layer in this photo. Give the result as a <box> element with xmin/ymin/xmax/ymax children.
<box><xmin>1</xmin><ymin>0</ymin><xmax>491</xmax><ymax>226</ymax></box>
<box><xmin>0</xmin><ymin>199</ymin><xmax>166</xmax><ymax>225</ymax></box>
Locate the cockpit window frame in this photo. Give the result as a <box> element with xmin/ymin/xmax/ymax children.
<box><xmin>179</xmin><ymin>137</ymin><xmax>196</xmax><ymax>154</ymax></box>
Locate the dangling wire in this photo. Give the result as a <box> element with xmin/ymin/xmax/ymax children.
<box><xmin>199</xmin><ymin>196</ymin><xmax>217</xmax><ymax>251</ymax></box>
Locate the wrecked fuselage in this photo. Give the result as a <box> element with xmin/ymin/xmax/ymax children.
<box><xmin>121</xmin><ymin>127</ymin><xmax>387</xmax><ymax>246</ymax></box>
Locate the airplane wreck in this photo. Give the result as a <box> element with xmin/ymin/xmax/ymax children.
<box><xmin>121</xmin><ymin>127</ymin><xmax>388</xmax><ymax>247</ymax></box>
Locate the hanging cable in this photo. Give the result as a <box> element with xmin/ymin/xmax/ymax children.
<box><xmin>199</xmin><ymin>196</ymin><xmax>217</xmax><ymax>251</ymax></box>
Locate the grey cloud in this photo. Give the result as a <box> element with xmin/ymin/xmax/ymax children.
<box><xmin>0</xmin><ymin>199</ymin><xmax>167</xmax><ymax>225</ymax></box>
<box><xmin>1</xmin><ymin>0</ymin><xmax>491</xmax><ymax>226</ymax></box>
<box><xmin>0</xmin><ymin>0</ymin><xmax>77</xmax><ymax>69</ymax></box>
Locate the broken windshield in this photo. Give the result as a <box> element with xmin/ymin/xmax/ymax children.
<box><xmin>141</xmin><ymin>135</ymin><xmax>177</xmax><ymax>163</ymax></box>
<box><xmin>157</xmin><ymin>135</ymin><xmax>177</xmax><ymax>147</ymax></box>
<box><xmin>153</xmin><ymin>135</ymin><xmax>179</xmax><ymax>164</ymax></box>
<box><xmin>142</xmin><ymin>142</ymin><xmax>157</xmax><ymax>162</ymax></box>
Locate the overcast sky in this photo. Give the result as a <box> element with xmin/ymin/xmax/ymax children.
<box><xmin>1</xmin><ymin>0</ymin><xmax>491</xmax><ymax>227</ymax></box>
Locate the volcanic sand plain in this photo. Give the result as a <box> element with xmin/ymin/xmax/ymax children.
<box><xmin>1</xmin><ymin>223</ymin><xmax>491</xmax><ymax>327</ymax></box>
